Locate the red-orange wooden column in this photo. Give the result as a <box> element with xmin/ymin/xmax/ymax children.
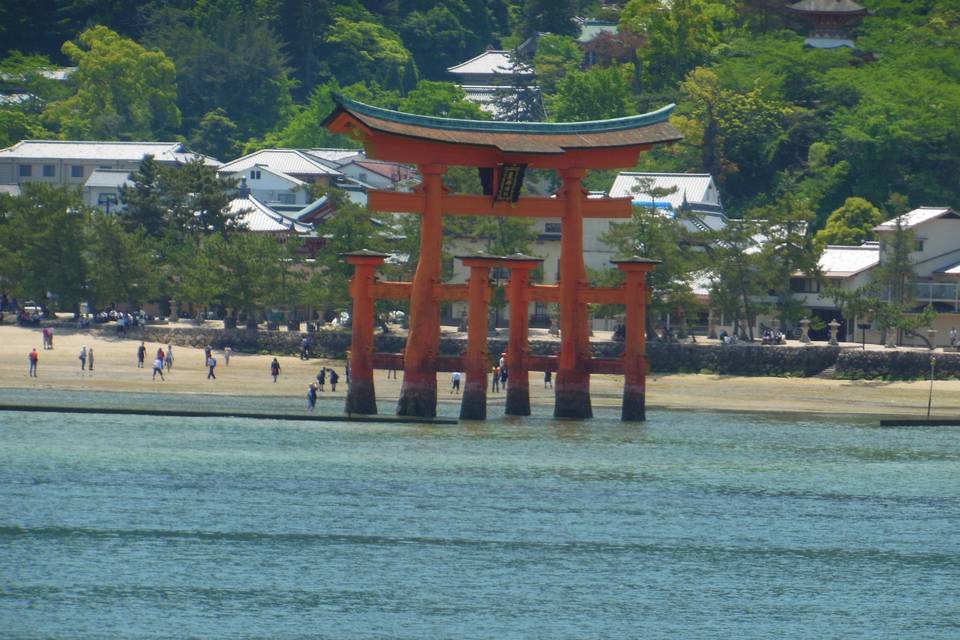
<box><xmin>397</xmin><ymin>164</ymin><xmax>445</xmax><ymax>418</ymax></box>
<box><xmin>343</xmin><ymin>250</ymin><xmax>388</xmax><ymax>415</ymax></box>
<box><xmin>555</xmin><ymin>168</ymin><xmax>593</xmax><ymax>419</ymax></box>
<box><xmin>458</xmin><ymin>254</ymin><xmax>499</xmax><ymax>420</ymax></box>
<box><xmin>502</xmin><ymin>254</ymin><xmax>542</xmax><ymax>416</ymax></box>
<box><xmin>614</xmin><ymin>257</ymin><xmax>660</xmax><ymax>421</ymax></box>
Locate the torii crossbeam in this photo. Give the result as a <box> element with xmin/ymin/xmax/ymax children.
<box><xmin>325</xmin><ymin>96</ymin><xmax>681</xmax><ymax>420</ymax></box>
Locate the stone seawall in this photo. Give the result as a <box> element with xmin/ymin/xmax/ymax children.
<box><xmin>836</xmin><ymin>349</ymin><xmax>960</xmax><ymax>380</ymax></box>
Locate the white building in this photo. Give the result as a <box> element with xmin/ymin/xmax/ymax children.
<box><xmin>217</xmin><ymin>149</ymin><xmax>342</xmax><ymax>188</ymax></box>
<box><xmin>0</xmin><ymin>140</ymin><xmax>219</xmax><ymax>187</ymax></box>
<box><xmin>82</xmin><ymin>169</ymin><xmax>133</xmax><ymax>211</ymax></box>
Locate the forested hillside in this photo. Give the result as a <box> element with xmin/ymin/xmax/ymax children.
<box><xmin>2</xmin><ymin>0</ymin><xmax>959</xmax><ymax>224</ymax></box>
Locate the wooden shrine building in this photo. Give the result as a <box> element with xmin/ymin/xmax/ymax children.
<box><xmin>325</xmin><ymin>95</ymin><xmax>681</xmax><ymax>420</ymax></box>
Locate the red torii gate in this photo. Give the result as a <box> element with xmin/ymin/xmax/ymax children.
<box><xmin>326</xmin><ymin>96</ymin><xmax>680</xmax><ymax>420</ymax></box>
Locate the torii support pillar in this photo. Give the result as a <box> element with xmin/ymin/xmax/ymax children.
<box><xmin>459</xmin><ymin>254</ymin><xmax>498</xmax><ymax>420</ymax></box>
<box><xmin>502</xmin><ymin>254</ymin><xmax>543</xmax><ymax>416</ymax></box>
<box><xmin>614</xmin><ymin>257</ymin><xmax>660</xmax><ymax>421</ymax></box>
<box><xmin>555</xmin><ymin>168</ymin><xmax>593</xmax><ymax>419</ymax></box>
<box><xmin>397</xmin><ymin>164</ymin><xmax>445</xmax><ymax>418</ymax></box>
<box><xmin>343</xmin><ymin>250</ymin><xmax>389</xmax><ymax>415</ymax></box>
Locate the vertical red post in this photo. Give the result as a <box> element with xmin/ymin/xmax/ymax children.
<box><xmin>397</xmin><ymin>164</ymin><xmax>445</xmax><ymax>418</ymax></box>
<box><xmin>614</xmin><ymin>257</ymin><xmax>660</xmax><ymax>421</ymax></box>
<box><xmin>502</xmin><ymin>254</ymin><xmax>542</xmax><ymax>416</ymax></box>
<box><xmin>555</xmin><ymin>168</ymin><xmax>593</xmax><ymax>419</ymax></box>
<box><xmin>343</xmin><ymin>250</ymin><xmax>388</xmax><ymax>415</ymax></box>
<box><xmin>459</xmin><ymin>255</ymin><xmax>499</xmax><ymax>420</ymax></box>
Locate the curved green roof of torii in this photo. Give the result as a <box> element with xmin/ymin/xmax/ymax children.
<box><xmin>328</xmin><ymin>94</ymin><xmax>676</xmax><ymax>135</ymax></box>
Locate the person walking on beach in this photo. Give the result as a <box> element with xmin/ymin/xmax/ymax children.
<box><xmin>152</xmin><ymin>355</ymin><xmax>165</xmax><ymax>381</ymax></box>
<box><xmin>328</xmin><ymin>368</ymin><xmax>339</xmax><ymax>392</ymax></box>
<box><xmin>451</xmin><ymin>371</ymin><xmax>461</xmax><ymax>394</ymax></box>
<box><xmin>42</xmin><ymin>327</ymin><xmax>50</xmax><ymax>350</ymax></box>
<box><xmin>204</xmin><ymin>345</ymin><xmax>212</xmax><ymax>366</ymax></box>
<box><xmin>47</xmin><ymin>327</ymin><xmax>54</xmax><ymax>350</ymax></box>
<box><xmin>317</xmin><ymin>367</ymin><xmax>326</xmax><ymax>392</ymax></box>
<box><xmin>137</xmin><ymin>342</ymin><xmax>146</xmax><ymax>368</ymax></box>
<box><xmin>544</xmin><ymin>370</ymin><xmax>552</xmax><ymax>388</ymax></box>
<box><xmin>307</xmin><ymin>382</ymin><xmax>318</xmax><ymax>411</ymax></box>
<box><xmin>28</xmin><ymin>348</ymin><xmax>38</xmax><ymax>377</ymax></box>
<box><xmin>491</xmin><ymin>365</ymin><xmax>499</xmax><ymax>392</ymax></box>
<box><xmin>206</xmin><ymin>355</ymin><xmax>217</xmax><ymax>379</ymax></box>
<box><xmin>500</xmin><ymin>364</ymin><xmax>508</xmax><ymax>389</ymax></box>
<box><xmin>88</xmin><ymin>347</ymin><xmax>94</xmax><ymax>372</ymax></box>
<box><xmin>224</xmin><ymin>346</ymin><xmax>232</xmax><ymax>366</ymax></box>
<box><xmin>270</xmin><ymin>357</ymin><xmax>281</xmax><ymax>383</ymax></box>
<box><xmin>79</xmin><ymin>345</ymin><xmax>87</xmax><ymax>371</ymax></box>
<box><xmin>165</xmin><ymin>344</ymin><xmax>173</xmax><ymax>371</ymax></box>
<box><xmin>300</xmin><ymin>336</ymin><xmax>310</xmax><ymax>360</ymax></box>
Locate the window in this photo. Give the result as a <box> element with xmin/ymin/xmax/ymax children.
<box><xmin>71</xmin><ymin>165</ymin><xmax>84</xmax><ymax>178</ymax></box>
<box><xmin>789</xmin><ymin>277</ymin><xmax>820</xmax><ymax>294</ymax></box>
<box><xmin>250</xmin><ymin>169</ymin><xmax>261</xmax><ymax>180</ymax></box>
<box><xmin>914</xmin><ymin>239</ymin><xmax>925</xmax><ymax>252</ymax></box>
<box><xmin>42</xmin><ymin>164</ymin><xmax>55</xmax><ymax>177</ymax></box>
<box><xmin>19</xmin><ymin>164</ymin><xmax>31</xmax><ymax>177</ymax></box>
<box><xmin>544</xmin><ymin>222</ymin><xmax>561</xmax><ymax>234</ymax></box>
<box><xmin>358</xmin><ymin>172</ymin><xmax>368</xmax><ymax>182</ymax></box>
<box><xmin>98</xmin><ymin>193</ymin><xmax>118</xmax><ymax>210</ymax></box>
<box><xmin>278</xmin><ymin>193</ymin><xmax>295</xmax><ymax>204</ymax></box>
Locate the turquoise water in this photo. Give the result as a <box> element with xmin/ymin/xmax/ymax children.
<box><xmin>2</xmin><ymin>399</ymin><xmax>959</xmax><ymax>639</ymax></box>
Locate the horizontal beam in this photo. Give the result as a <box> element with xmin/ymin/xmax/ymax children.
<box><xmin>371</xmin><ymin>281</ymin><xmax>412</xmax><ymax>300</ymax></box>
<box><xmin>435</xmin><ymin>283</ymin><xmax>469</xmax><ymax>302</ymax></box>
<box><xmin>526</xmin><ymin>284</ymin><xmax>560</xmax><ymax>303</ymax></box>
<box><xmin>579</xmin><ymin>287</ymin><xmax>624</xmax><ymax>305</ymax></box>
<box><xmin>368</xmin><ymin>190</ymin><xmax>632</xmax><ymax>219</ymax></box>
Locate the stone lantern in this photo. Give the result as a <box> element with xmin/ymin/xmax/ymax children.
<box><xmin>828</xmin><ymin>318</ymin><xmax>840</xmax><ymax>346</ymax></box>
<box><xmin>799</xmin><ymin>317</ymin><xmax>811</xmax><ymax>344</ymax></box>
<box><xmin>927</xmin><ymin>327</ymin><xmax>938</xmax><ymax>351</ymax></box>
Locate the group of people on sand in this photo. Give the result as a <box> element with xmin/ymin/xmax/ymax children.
<box><xmin>306</xmin><ymin>366</ymin><xmax>341</xmax><ymax>410</ymax></box>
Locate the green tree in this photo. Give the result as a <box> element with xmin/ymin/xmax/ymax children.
<box><xmin>189</xmin><ymin>108</ymin><xmax>242</xmax><ymax>162</ymax></box>
<box><xmin>532</xmin><ymin>34</ymin><xmax>582</xmax><ymax>94</ymax></box>
<box><xmin>751</xmin><ymin>194</ymin><xmax>820</xmax><ymax>327</ymax></box>
<box><xmin>120</xmin><ymin>155</ymin><xmax>167</xmax><ymax>238</ymax></box>
<box><xmin>672</xmin><ymin>67</ymin><xmax>792</xmax><ymax>199</ymax></box>
<box><xmin>814</xmin><ymin>197</ymin><xmax>883</xmax><ymax>249</ymax></box>
<box><xmin>142</xmin><ymin>6</ymin><xmax>294</xmax><ymax>137</ymax></box>
<box><xmin>212</xmin><ymin>233</ymin><xmax>291</xmax><ymax>329</ymax></box>
<box><xmin>85</xmin><ymin>212</ymin><xmax>159</xmax><ymax>310</ymax></box>
<box><xmin>398</xmin><ymin>81</ymin><xmax>490</xmax><ymax>119</ymax></box>
<box><xmin>0</xmin><ymin>183</ymin><xmax>89</xmax><ymax>313</ymax></box>
<box><xmin>45</xmin><ymin>26</ymin><xmax>180</xmax><ymax>140</ymax></box>
<box><xmin>519</xmin><ymin>0</ymin><xmax>579</xmax><ymax>38</ymax></box>
<box><xmin>549</xmin><ymin>64</ymin><xmax>635</xmax><ymax>121</ymax></box>
<box><xmin>324</xmin><ymin>18</ymin><xmax>418</xmax><ymax>92</ymax></box>
<box><xmin>400</xmin><ymin>5</ymin><xmax>473</xmax><ymax>80</ymax></box>
<box><xmin>621</xmin><ymin>0</ymin><xmax>732</xmax><ymax>89</ymax></box>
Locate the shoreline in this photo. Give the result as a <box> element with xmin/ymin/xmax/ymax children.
<box><xmin>2</xmin><ymin>325</ymin><xmax>956</xmax><ymax>420</ymax></box>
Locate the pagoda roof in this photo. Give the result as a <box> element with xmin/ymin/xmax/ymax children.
<box><xmin>323</xmin><ymin>95</ymin><xmax>681</xmax><ymax>156</ymax></box>
<box><xmin>787</xmin><ymin>0</ymin><xmax>867</xmax><ymax>15</ymax></box>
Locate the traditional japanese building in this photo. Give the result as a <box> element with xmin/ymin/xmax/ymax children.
<box><xmin>786</xmin><ymin>0</ymin><xmax>869</xmax><ymax>49</ymax></box>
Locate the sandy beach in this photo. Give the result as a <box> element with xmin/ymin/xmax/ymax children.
<box><xmin>0</xmin><ymin>324</ymin><xmax>955</xmax><ymax>418</ymax></box>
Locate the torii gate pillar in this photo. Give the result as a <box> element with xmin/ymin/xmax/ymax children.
<box><xmin>343</xmin><ymin>250</ymin><xmax>388</xmax><ymax>415</ymax></box>
<box><xmin>614</xmin><ymin>257</ymin><xmax>660</xmax><ymax>421</ymax></box>
<box><xmin>459</xmin><ymin>255</ymin><xmax>498</xmax><ymax>420</ymax></box>
<box><xmin>503</xmin><ymin>254</ymin><xmax>543</xmax><ymax>416</ymax></box>
<box><xmin>396</xmin><ymin>164</ymin><xmax>445</xmax><ymax>418</ymax></box>
<box><xmin>555</xmin><ymin>168</ymin><xmax>593</xmax><ymax>419</ymax></box>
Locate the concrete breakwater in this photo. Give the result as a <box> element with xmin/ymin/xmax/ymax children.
<box><xmin>90</xmin><ymin>325</ymin><xmax>958</xmax><ymax>380</ymax></box>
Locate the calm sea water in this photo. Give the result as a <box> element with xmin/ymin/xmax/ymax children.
<box><xmin>1</xmin><ymin>393</ymin><xmax>959</xmax><ymax>639</ymax></box>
